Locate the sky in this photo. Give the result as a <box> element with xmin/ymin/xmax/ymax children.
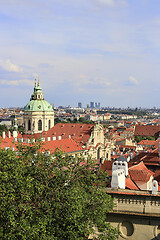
<box><xmin>0</xmin><ymin>0</ymin><xmax>160</xmax><ymax>108</ymax></box>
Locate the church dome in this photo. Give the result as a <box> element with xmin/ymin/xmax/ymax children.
<box><xmin>24</xmin><ymin>99</ymin><xmax>53</xmax><ymax>112</ymax></box>
<box><xmin>24</xmin><ymin>79</ymin><xmax>53</xmax><ymax>112</ymax></box>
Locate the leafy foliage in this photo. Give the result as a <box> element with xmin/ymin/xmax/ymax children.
<box><xmin>0</xmin><ymin>143</ymin><xmax>118</xmax><ymax>239</ymax></box>
<box><xmin>0</xmin><ymin>124</ymin><xmax>8</xmax><ymax>135</ymax></box>
<box><xmin>135</xmin><ymin>135</ymin><xmax>155</xmax><ymax>143</ymax></box>
<box><xmin>54</xmin><ymin>117</ymin><xmax>94</xmax><ymax>125</ymax></box>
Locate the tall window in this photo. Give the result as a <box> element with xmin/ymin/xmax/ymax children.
<box><xmin>97</xmin><ymin>147</ymin><xmax>100</xmax><ymax>159</ymax></box>
<box><xmin>38</xmin><ymin>120</ymin><xmax>42</xmax><ymax>131</ymax></box>
<box><xmin>48</xmin><ymin>120</ymin><xmax>51</xmax><ymax>130</ymax></box>
<box><xmin>28</xmin><ymin>120</ymin><xmax>31</xmax><ymax>131</ymax></box>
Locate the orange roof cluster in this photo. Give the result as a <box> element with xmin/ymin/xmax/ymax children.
<box><xmin>23</xmin><ymin>123</ymin><xmax>94</xmax><ymax>145</ymax></box>
<box><xmin>130</xmin><ymin>147</ymin><xmax>160</xmax><ymax>167</ymax></box>
<box><xmin>0</xmin><ymin>134</ymin><xmax>84</xmax><ymax>154</ymax></box>
<box><xmin>138</xmin><ymin>139</ymin><xmax>157</xmax><ymax>146</ymax></box>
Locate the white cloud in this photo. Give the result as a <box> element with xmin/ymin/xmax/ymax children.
<box><xmin>0</xmin><ymin>79</ymin><xmax>33</xmax><ymax>86</ymax></box>
<box><xmin>0</xmin><ymin>59</ymin><xmax>23</xmax><ymax>73</ymax></box>
<box><xmin>96</xmin><ymin>0</ymin><xmax>115</xmax><ymax>7</ymax></box>
<box><xmin>94</xmin><ymin>0</ymin><xmax>127</xmax><ymax>7</ymax></box>
<box><xmin>72</xmin><ymin>74</ymin><xmax>111</xmax><ymax>92</ymax></box>
<box><xmin>129</xmin><ymin>76</ymin><xmax>139</xmax><ymax>85</ymax></box>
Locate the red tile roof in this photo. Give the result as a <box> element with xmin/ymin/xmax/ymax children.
<box><xmin>23</xmin><ymin>123</ymin><xmax>94</xmax><ymax>145</ymax></box>
<box><xmin>138</xmin><ymin>140</ymin><xmax>157</xmax><ymax>146</ymax></box>
<box><xmin>129</xmin><ymin>169</ymin><xmax>152</xmax><ymax>182</ymax></box>
<box><xmin>41</xmin><ymin>138</ymin><xmax>84</xmax><ymax>154</ymax></box>
<box><xmin>134</xmin><ymin>124</ymin><xmax>159</xmax><ymax>137</ymax></box>
<box><xmin>130</xmin><ymin>147</ymin><xmax>160</xmax><ymax>167</ymax></box>
<box><xmin>125</xmin><ymin>177</ymin><xmax>139</xmax><ymax>190</ymax></box>
<box><xmin>128</xmin><ymin>161</ymin><xmax>153</xmax><ymax>183</ymax></box>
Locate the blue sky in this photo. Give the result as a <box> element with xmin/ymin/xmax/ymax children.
<box><xmin>0</xmin><ymin>0</ymin><xmax>160</xmax><ymax>108</ymax></box>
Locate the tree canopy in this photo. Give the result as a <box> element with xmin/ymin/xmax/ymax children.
<box><xmin>0</xmin><ymin>124</ymin><xmax>8</xmax><ymax>135</ymax></box>
<box><xmin>0</xmin><ymin>143</ymin><xmax>118</xmax><ymax>239</ymax></box>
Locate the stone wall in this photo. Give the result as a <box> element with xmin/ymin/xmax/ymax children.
<box><xmin>107</xmin><ymin>189</ymin><xmax>160</xmax><ymax>240</ymax></box>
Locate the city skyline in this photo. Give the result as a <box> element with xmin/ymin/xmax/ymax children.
<box><xmin>0</xmin><ymin>0</ymin><xmax>160</xmax><ymax>108</ymax></box>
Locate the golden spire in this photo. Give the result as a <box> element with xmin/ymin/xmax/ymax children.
<box><xmin>35</xmin><ymin>78</ymin><xmax>36</xmax><ymax>87</ymax></box>
<box><xmin>38</xmin><ymin>76</ymin><xmax>40</xmax><ymax>86</ymax></box>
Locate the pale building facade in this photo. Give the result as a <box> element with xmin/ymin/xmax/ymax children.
<box><xmin>24</xmin><ymin>80</ymin><xmax>54</xmax><ymax>134</ymax></box>
<box><xmin>107</xmin><ymin>188</ymin><xmax>160</xmax><ymax>240</ymax></box>
<box><xmin>86</xmin><ymin>122</ymin><xmax>111</xmax><ymax>160</ymax></box>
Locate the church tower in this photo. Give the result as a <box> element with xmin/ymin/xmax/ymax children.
<box><xmin>23</xmin><ymin>79</ymin><xmax>54</xmax><ymax>134</ymax></box>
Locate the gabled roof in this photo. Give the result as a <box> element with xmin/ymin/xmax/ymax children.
<box><xmin>129</xmin><ymin>161</ymin><xmax>153</xmax><ymax>183</ymax></box>
<box><xmin>129</xmin><ymin>169</ymin><xmax>152</xmax><ymax>182</ymax></box>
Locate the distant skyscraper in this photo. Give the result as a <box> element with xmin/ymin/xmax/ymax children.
<box><xmin>87</xmin><ymin>104</ymin><xmax>89</xmax><ymax>108</ymax></box>
<box><xmin>90</xmin><ymin>102</ymin><xmax>94</xmax><ymax>108</ymax></box>
<box><xmin>95</xmin><ymin>102</ymin><xmax>97</xmax><ymax>108</ymax></box>
<box><xmin>78</xmin><ymin>102</ymin><xmax>82</xmax><ymax>108</ymax></box>
<box><xmin>98</xmin><ymin>102</ymin><xmax>100</xmax><ymax>109</ymax></box>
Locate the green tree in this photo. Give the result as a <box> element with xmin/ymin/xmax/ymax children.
<box><xmin>0</xmin><ymin>124</ymin><xmax>8</xmax><ymax>136</ymax></box>
<box><xmin>0</xmin><ymin>143</ymin><xmax>118</xmax><ymax>240</ymax></box>
<box><xmin>135</xmin><ymin>135</ymin><xmax>155</xmax><ymax>143</ymax></box>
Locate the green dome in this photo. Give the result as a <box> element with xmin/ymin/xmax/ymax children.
<box><xmin>24</xmin><ymin>100</ymin><xmax>53</xmax><ymax>112</ymax></box>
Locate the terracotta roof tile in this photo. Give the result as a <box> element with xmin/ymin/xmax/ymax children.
<box><xmin>134</xmin><ymin>124</ymin><xmax>159</xmax><ymax>137</ymax></box>
<box><xmin>23</xmin><ymin>123</ymin><xmax>94</xmax><ymax>144</ymax></box>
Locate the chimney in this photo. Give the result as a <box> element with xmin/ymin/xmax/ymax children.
<box><xmin>2</xmin><ymin>131</ymin><xmax>5</xmax><ymax>139</ymax></box>
<box><xmin>13</xmin><ymin>130</ymin><xmax>18</xmax><ymax>142</ymax></box>
<box><xmin>111</xmin><ymin>169</ymin><xmax>125</xmax><ymax>189</ymax></box>
<box><xmin>112</xmin><ymin>160</ymin><xmax>128</xmax><ymax>177</ymax></box>
<box><xmin>152</xmin><ymin>180</ymin><xmax>158</xmax><ymax>195</ymax></box>
<box><xmin>57</xmin><ymin>136</ymin><xmax>61</xmax><ymax>140</ymax></box>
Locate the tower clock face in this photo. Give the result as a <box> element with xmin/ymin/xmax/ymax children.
<box><xmin>38</xmin><ymin>105</ymin><xmax>41</xmax><ymax>109</ymax></box>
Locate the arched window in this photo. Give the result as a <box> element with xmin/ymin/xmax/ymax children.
<box><xmin>38</xmin><ymin>120</ymin><xmax>42</xmax><ymax>131</ymax></box>
<box><xmin>97</xmin><ymin>147</ymin><xmax>101</xmax><ymax>159</ymax></box>
<box><xmin>48</xmin><ymin>120</ymin><xmax>51</xmax><ymax>130</ymax></box>
<box><xmin>28</xmin><ymin>120</ymin><xmax>31</xmax><ymax>131</ymax></box>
